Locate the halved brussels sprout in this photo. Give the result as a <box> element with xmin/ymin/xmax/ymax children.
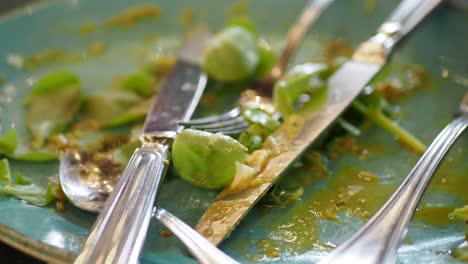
<box><xmin>172</xmin><ymin>129</ymin><xmax>248</xmax><ymax>189</ymax></box>
<box><xmin>203</xmin><ymin>26</ymin><xmax>259</xmax><ymax>82</ymax></box>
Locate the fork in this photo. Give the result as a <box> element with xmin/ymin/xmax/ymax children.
<box><xmin>179</xmin><ymin>0</ymin><xmax>334</xmax><ymax>134</ymax></box>
<box><xmin>318</xmin><ymin>93</ymin><xmax>468</xmax><ymax>264</ymax></box>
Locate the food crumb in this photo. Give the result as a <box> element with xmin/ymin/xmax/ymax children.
<box><xmin>79</xmin><ymin>22</ymin><xmax>96</xmax><ymax>35</ymax></box>
<box><xmin>88</xmin><ymin>42</ymin><xmax>106</xmax><ymax>56</ymax></box>
<box><xmin>145</xmin><ymin>56</ymin><xmax>176</xmax><ymax>76</ymax></box>
<box><xmin>357</xmin><ymin>171</ymin><xmax>379</xmax><ymax>182</ymax></box>
<box><xmin>56</xmin><ymin>201</ymin><xmax>65</xmax><ymax>211</ymax></box>
<box><xmin>322</xmin><ymin>209</ymin><xmax>339</xmax><ymax>221</ymax></box>
<box><xmin>163</xmin><ymin>159</ymin><xmax>170</xmax><ymax>165</ymax></box>
<box><xmin>328</xmin><ymin>136</ymin><xmax>368</xmax><ymax>160</ymax></box>
<box><xmin>54</xmin><ymin>184</ymin><xmax>66</xmax><ymax>200</ymax></box>
<box><xmin>179</xmin><ymin>9</ymin><xmax>194</xmax><ymax>27</ymax></box>
<box><xmin>200</xmin><ymin>92</ymin><xmax>219</xmax><ymax>108</ymax></box>
<box><xmin>160</xmin><ymin>229</ymin><xmax>172</xmax><ymax>237</ymax></box>
<box><xmin>375</xmin><ymin>65</ymin><xmax>430</xmax><ymax>101</ymax></box>
<box><xmin>323</xmin><ymin>39</ymin><xmax>352</xmax><ymax>66</ymax></box>
<box><xmin>229</xmin><ymin>0</ymin><xmax>248</xmax><ymax>16</ymax></box>
<box><xmin>266</xmin><ymin>249</ymin><xmax>280</xmax><ymax>258</ymax></box>
<box><xmin>11</xmin><ymin>49</ymin><xmax>82</xmax><ymax>69</ymax></box>
<box><xmin>364</xmin><ymin>0</ymin><xmax>376</xmax><ymax>13</ymax></box>
<box><xmin>106</xmin><ymin>5</ymin><xmax>161</xmax><ymax>27</ymax></box>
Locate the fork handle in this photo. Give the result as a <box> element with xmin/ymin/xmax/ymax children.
<box><xmin>75</xmin><ymin>144</ymin><xmax>168</xmax><ymax>264</ymax></box>
<box><xmin>318</xmin><ymin>114</ymin><xmax>468</xmax><ymax>264</ymax></box>
<box><xmin>271</xmin><ymin>0</ymin><xmax>334</xmax><ymax>78</ymax></box>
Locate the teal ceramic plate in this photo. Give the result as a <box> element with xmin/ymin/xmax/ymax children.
<box><xmin>0</xmin><ymin>0</ymin><xmax>467</xmax><ymax>263</ymax></box>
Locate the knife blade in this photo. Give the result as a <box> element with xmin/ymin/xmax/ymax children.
<box><xmin>196</xmin><ymin>0</ymin><xmax>443</xmax><ymax>246</ymax></box>
<box><xmin>76</xmin><ymin>29</ymin><xmax>210</xmax><ymax>264</ymax></box>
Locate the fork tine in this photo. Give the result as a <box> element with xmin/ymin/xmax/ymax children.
<box><xmin>190</xmin><ymin>116</ymin><xmax>245</xmax><ymax>130</ymax></box>
<box><xmin>180</xmin><ymin>107</ymin><xmax>242</xmax><ymax>126</ymax></box>
<box><xmin>201</xmin><ymin>122</ymin><xmax>249</xmax><ymax>134</ymax></box>
<box><xmin>189</xmin><ymin>115</ymin><xmax>249</xmax><ymax>134</ymax></box>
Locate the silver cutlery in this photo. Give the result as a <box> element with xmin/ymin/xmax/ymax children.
<box><xmin>60</xmin><ymin>150</ymin><xmax>239</xmax><ymax>264</ymax></box>
<box><xmin>195</xmin><ymin>0</ymin><xmax>443</xmax><ymax>246</ymax></box>
<box><xmin>71</xmin><ymin>29</ymin><xmax>237</xmax><ymax>264</ymax></box>
<box><xmin>318</xmin><ymin>93</ymin><xmax>467</xmax><ymax>264</ymax></box>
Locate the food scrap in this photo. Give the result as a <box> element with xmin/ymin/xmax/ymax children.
<box><xmin>179</xmin><ymin>9</ymin><xmax>194</xmax><ymax>27</ymax></box>
<box><xmin>87</xmin><ymin>42</ymin><xmax>106</xmax><ymax>56</ymax></box>
<box><xmin>79</xmin><ymin>22</ymin><xmax>96</xmax><ymax>35</ymax></box>
<box><xmin>105</xmin><ymin>5</ymin><xmax>161</xmax><ymax>27</ymax></box>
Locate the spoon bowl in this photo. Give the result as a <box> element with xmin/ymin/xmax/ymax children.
<box><xmin>58</xmin><ymin>149</ymin><xmax>240</xmax><ymax>263</ymax></box>
<box><xmin>59</xmin><ymin>150</ymin><xmax>123</xmax><ymax>213</ymax></box>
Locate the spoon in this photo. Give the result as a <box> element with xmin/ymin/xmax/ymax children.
<box><xmin>59</xmin><ymin>150</ymin><xmax>239</xmax><ymax>264</ymax></box>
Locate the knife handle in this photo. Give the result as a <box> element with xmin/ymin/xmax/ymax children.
<box><xmin>75</xmin><ymin>144</ymin><xmax>168</xmax><ymax>264</ymax></box>
<box><xmin>379</xmin><ymin>0</ymin><xmax>443</xmax><ymax>49</ymax></box>
<box><xmin>353</xmin><ymin>0</ymin><xmax>443</xmax><ymax>64</ymax></box>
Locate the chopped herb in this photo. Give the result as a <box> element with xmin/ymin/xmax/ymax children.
<box><xmin>0</xmin><ymin>159</ymin><xmax>55</xmax><ymax>206</ymax></box>
<box><xmin>26</xmin><ymin>71</ymin><xmax>81</xmax><ymax>149</ymax></box>
<box><xmin>0</xmin><ymin>129</ymin><xmax>18</xmax><ymax>156</ymax></box>
<box><xmin>0</xmin><ymin>159</ymin><xmax>11</xmax><ymax>185</ymax></box>
<box><xmin>121</xmin><ymin>72</ymin><xmax>153</xmax><ymax>96</ymax></box>
<box><xmin>352</xmin><ymin>91</ymin><xmax>426</xmax><ymax>154</ymax></box>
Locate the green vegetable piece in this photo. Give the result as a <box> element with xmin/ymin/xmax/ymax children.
<box><xmin>352</xmin><ymin>92</ymin><xmax>426</xmax><ymax>155</ymax></box>
<box><xmin>238</xmin><ymin>123</ymin><xmax>273</xmax><ymax>153</ymax></box>
<box><xmin>336</xmin><ymin>117</ymin><xmax>361</xmax><ymax>136</ymax></box>
<box><xmin>172</xmin><ymin>129</ymin><xmax>248</xmax><ymax>189</ymax></box>
<box><xmin>113</xmin><ymin>140</ymin><xmax>140</xmax><ymax>165</ymax></box>
<box><xmin>254</xmin><ymin>41</ymin><xmax>276</xmax><ymax>79</ymax></box>
<box><xmin>29</xmin><ymin>71</ymin><xmax>80</xmax><ymax>97</ymax></box>
<box><xmin>0</xmin><ymin>159</ymin><xmax>55</xmax><ymax>206</ymax></box>
<box><xmin>83</xmin><ymin>90</ymin><xmax>141</xmax><ymax>128</ymax></box>
<box><xmin>13</xmin><ymin>172</ymin><xmax>32</xmax><ymax>185</ymax></box>
<box><xmin>261</xmin><ymin>185</ymin><xmax>304</xmax><ymax>208</ymax></box>
<box><xmin>453</xmin><ymin>205</ymin><xmax>468</xmax><ymax>221</ymax></box>
<box><xmin>226</xmin><ymin>16</ymin><xmax>258</xmax><ymax>37</ymax></box>
<box><xmin>452</xmin><ymin>242</ymin><xmax>468</xmax><ymax>261</ymax></box>
<box><xmin>14</xmin><ymin>152</ymin><xmax>58</xmax><ymax>161</ymax></box>
<box><xmin>106</xmin><ymin>99</ymin><xmax>152</xmax><ymax>128</ymax></box>
<box><xmin>0</xmin><ymin>129</ymin><xmax>18</xmax><ymax>156</ymax></box>
<box><xmin>243</xmin><ymin>108</ymin><xmax>280</xmax><ymax>132</ymax></box>
<box><xmin>203</xmin><ymin>26</ymin><xmax>259</xmax><ymax>82</ymax></box>
<box><xmin>121</xmin><ymin>72</ymin><xmax>153</xmax><ymax>96</ymax></box>
<box><xmin>0</xmin><ymin>159</ymin><xmax>11</xmax><ymax>185</ymax></box>
<box><xmin>273</xmin><ymin>63</ymin><xmax>328</xmax><ymax>117</ymax></box>
<box><xmin>0</xmin><ymin>182</ymin><xmax>55</xmax><ymax>206</ymax></box>
<box><xmin>238</xmin><ymin>132</ymin><xmax>263</xmax><ymax>153</ymax></box>
<box><xmin>27</xmin><ymin>71</ymin><xmax>81</xmax><ymax>149</ymax></box>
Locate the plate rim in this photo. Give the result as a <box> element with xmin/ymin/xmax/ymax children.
<box><xmin>0</xmin><ymin>223</ymin><xmax>76</xmax><ymax>263</ymax></box>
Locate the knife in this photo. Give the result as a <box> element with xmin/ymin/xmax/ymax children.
<box><xmin>75</xmin><ymin>30</ymin><xmax>210</xmax><ymax>264</ymax></box>
<box><xmin>196</xmin><ymin>0</ymin><xmax>443</xmax><ymax>246</ymax></box>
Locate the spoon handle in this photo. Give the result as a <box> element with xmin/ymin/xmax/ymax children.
<box><xmin>319</xmin><ymin>113</ymin><xmax>468</xmax><ymax>264</ymax></box>
<box><xmin>75</xmin><ymin>144</ymin><xmax>168</xmax><ymax>264</ymax></box>
<box><xmin>154</xmin><ymin>208</ymin><xmax>239</xmax><ymax>264</ymax></box>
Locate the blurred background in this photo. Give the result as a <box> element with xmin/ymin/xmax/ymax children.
<box><xmin>1</xmin><ymin>0</ymin><xmax>36</xmax><ymax>13</ymax></box>
<box><xmin>1</xmin><ymin>1</ymin><xmax>43</xmax><ymax>263</ymax></box>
